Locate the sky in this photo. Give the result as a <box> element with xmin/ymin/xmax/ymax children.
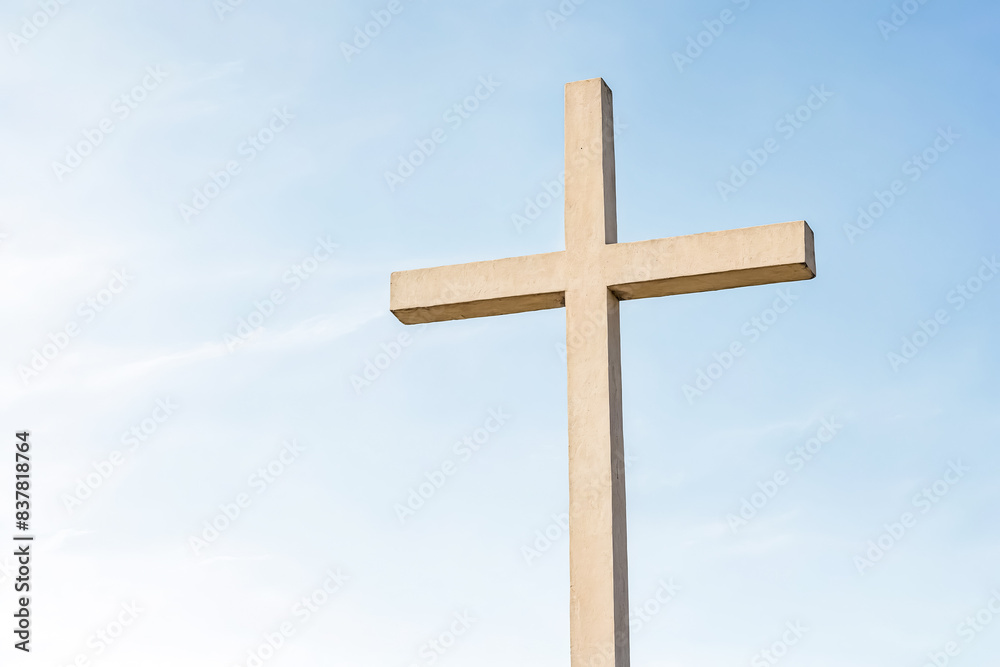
<box><xmin>0</xmin><ymin>0</ymin><xmax>998</xmax><ymax>665</ymax></box>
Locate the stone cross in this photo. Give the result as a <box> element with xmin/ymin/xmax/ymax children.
<box><xmin>390</xmin><ymin>78</ymin><xmax>816</xmax><ymax>667</ymax></box>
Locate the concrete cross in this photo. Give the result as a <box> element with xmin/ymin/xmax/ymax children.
<box><xmin>390</xmin><ymin>78</ymin><xmax>816</xmax><ymax>667</ymax></box>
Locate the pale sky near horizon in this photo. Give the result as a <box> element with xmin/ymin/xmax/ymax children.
<box><xmin>1</xmin><ymin>1</ymin><xmax>999</xmax><ymax>666</ymax></box>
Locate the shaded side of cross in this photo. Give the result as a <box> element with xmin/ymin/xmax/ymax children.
<box><xmin>390</xmin><ymin>78</ymin><xmax>816</xmax><ymax>667</ymax></box>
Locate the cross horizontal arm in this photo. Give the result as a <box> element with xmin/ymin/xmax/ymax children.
<box><xmin>605</xmin><ymin>220</ymin><xmax>815</xmax><ymax>300</ymax></box>
<box><xmin>391</xmin><ymin>251</ymin><xmax>567</xmax><ymax>324</ymax></box>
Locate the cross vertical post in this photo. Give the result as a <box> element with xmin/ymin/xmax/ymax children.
<box><xmin>388</xmin><ymin>76</ymin><xmax>817</xmax><ymax>667</ymax></box>
<box><xmin>564</xmin><ymin>78</ymin><xmax>630</xmax><ymax>667</ymax></box>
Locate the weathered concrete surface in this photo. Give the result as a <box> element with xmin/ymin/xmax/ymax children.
<box><xmin>390</xmin><ymin>219</ymin><xmax>814</xmax><ymax>324</ymax></box>
<box><xmin>389</xmin><ymin>77</ymin><xmax>817</xmax><ymax>667</ymax></box>
<box><xmin>607</xmin><ymin>219</ymin><xmax>816</xmax><ymax>300</ymax></box>
<box><xmin>390</xmin><ymin>251</ymin><xmax>567</xmax><ymax>325</ymax></box>
<box><xmin>563</xmin><ymin>78</ymin><xmax>630</xmax><ymax>667</ymax></box>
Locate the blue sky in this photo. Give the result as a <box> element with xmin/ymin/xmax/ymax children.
<box><xmin>1</xmin><ymin>0</ymin><xmax>998</xmax><ymax>665</ymax></box>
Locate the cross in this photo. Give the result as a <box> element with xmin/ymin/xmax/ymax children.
<box><xmin>390</xmin><ymin>78</ymin><xmax>816</xmax><ymax>667</ymax></box>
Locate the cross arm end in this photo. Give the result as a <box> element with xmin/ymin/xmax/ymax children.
<box><xmin>608</xmin><ymin>220</ymin><xmax>816</xmax><ymax>300</ymax></box>
<box><xmin>390</xmin><ymin>252</ymin><xmax>567</xmax><ymax>325</ymax></box>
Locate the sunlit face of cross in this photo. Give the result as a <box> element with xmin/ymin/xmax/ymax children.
<box><xmin>391</xmin><ymin>77</ymin><xmax>816</xmax><ymax>667</ymax></box>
